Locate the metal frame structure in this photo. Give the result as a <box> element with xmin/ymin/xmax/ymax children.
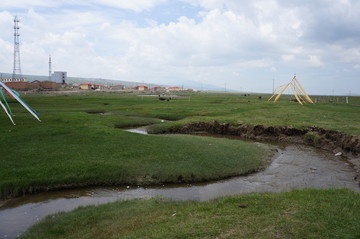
<box><xmin>0</xmin><ymin>81</ymin><xmax>41</xmax><ymax>125</ymax></box>
<box><xmin>268</xmin><ymin>75</ymin><xmax>314</xmax><ymax>105</ymax></box>
<box><xmin>12</xmin><ymin>16</ymin><xmax>23</xmax><ymax>81</ymax></box>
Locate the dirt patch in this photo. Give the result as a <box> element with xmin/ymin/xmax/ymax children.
<box><xmin>86</xmin><ymin>110</ymin><xmax>113</xmax><ymax>115</ymax></box>
<box><xmin>163</xmin><ymin>121</ymin><xmax>360</xmax><ymax>182</ymax></box>
<box><xmin>86</xmin><ymin>110</ymin><xmax>107</xmax><ymax>114</ymax></box>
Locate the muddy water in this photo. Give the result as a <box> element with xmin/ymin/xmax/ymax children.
<box><xmin>1</xmin><ymin>145</ymin><xmax>359</xmax><ymax>238</ymax></box>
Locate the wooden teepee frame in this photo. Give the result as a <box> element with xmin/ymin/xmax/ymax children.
<box><xmin>268</xmin><ymin>75</ymin><xmax>314</xmax><ymax>105</ymax></box>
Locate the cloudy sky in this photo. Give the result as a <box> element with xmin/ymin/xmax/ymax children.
<box><xmin>0</xmin><ymin>0</ymin><xmax>359</xmax><ymax>94</ymax></box>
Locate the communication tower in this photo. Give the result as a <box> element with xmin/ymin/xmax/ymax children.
<box><xmin>12</xmin><ymin>16</ymin><xmax>23</xmax><ymax>81</ymax></box>
<box><xmin>49</xmin><ymin>55</ymin><xmax>52</xmax><ymax>81</ymax></box>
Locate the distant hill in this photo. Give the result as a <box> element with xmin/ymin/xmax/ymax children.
<box><xmin>0</xmin><ymin>72</ymin><xmax>225</xmax><ymax>91</ymax></box>
<box><xmin>0</xmin><ymin>72</ymin><xmax>159</xmax><ymax>88</ymax></box>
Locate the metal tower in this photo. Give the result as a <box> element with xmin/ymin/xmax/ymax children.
<box><xmin>49</xmin><ymin>55</ymin><xmax>52</xmax><ymax>81</ymax></box>
<box><xmin>12</xmin><ymin>16</ymin><xmax>23</xmax><ymax>81</ymax></box>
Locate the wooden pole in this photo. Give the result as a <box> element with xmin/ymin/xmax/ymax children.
<box><xmin>290</xmin><ymin>84</ymin><xmax>303</xmax><ymax>105</ymax></box>
<box><xmin>274</xmin><ymin>83</ymin><xmax>291</xmax><ymax>103</ymax></box>
<box><xmin>294</xmin><ymin>78</ymin><xmax>314</xmax><ymax>103</ymax></box>
<box><xmin>268</xmin><ymin>84</ymin><xmax>286</xmax><ymax>102</ymax></box>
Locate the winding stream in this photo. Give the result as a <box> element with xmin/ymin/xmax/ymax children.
<box><xmin>1</xmin><ymin>139</ymin><xmax>359</xmax><ymax>238</ymax></box>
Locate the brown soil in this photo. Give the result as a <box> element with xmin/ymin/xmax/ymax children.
<box><xmin>165</xmin><ymin>121</ymin><xmax>360</xmax><ymax>181</ymax></box>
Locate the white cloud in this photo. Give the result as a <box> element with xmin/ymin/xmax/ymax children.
<box><xmin>0</xmin><ymin>1</ymin><xmax>360</xmax><ymax>94</ymax></box>
<box><xmin>0</xmin><ymin>0</ymin><xmax>58</xmax><ymax>9</ymax></box>
<box><xmin>281</xmin><ymin>55</ymin><xmax>295</xmax><ymax>62</ymax></box>
<box><xmin>307</xmin><ymin>55</ymin><xmax>324</xmax><ymax>67</ymax></box>
<box><xmin>91</xmin><ymin>0</ymin><xmax>167</xmax><ymax>12</ymax></box>
<box><xmin>237</xmin><ymin>59</ymin><xmax>273</xmax><ymax>69</ymax></box>
<box><xmin>270</xmin><ymin>67</ymin><xmax>277</xmax><ymax>72</ymax></box>
<box><xmin>0</xmin><ymin>0</ymin><xmax>167</xmax><ymax>12</ymax></box>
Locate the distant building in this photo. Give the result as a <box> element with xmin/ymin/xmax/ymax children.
<box><xmin>51</xmin><ymin>71</ymin><xmax>67</xmax><ymax>84</ymax></box>
<box><xmin>167</xmin><ymin>86</ymin><xmax>181</xmax><ymax>92</ymax></box>
<box><xmin>153</xmin><ymin>86</ymin><xmax>166</xmax><ymax>92</ymax></box>
<box><xmin>40</xmin><ymin>81</ymin><xmax>58</xmax><ymax>89</ymax></box>
<box><xmin>1</xmin><ymin>77</ymin><xmax>27</xmax><ymax>82</ymax></box>
<box><xmin>111</xmin><ymin>84</ymin><xmax>125</xmax><ymax>90</ymax></box>
<box><xmin>5</xmin><ymin>81</ymin><xmax>59</xmax><ymax>91</ymax></box>
<box><xmin>80</xmin><ymin>83</ymin><xmax>104</xmax><ymax>90</ymax></box>
<box><xmin>4</xmin><ymin>81</ymin><xmax>29</xmax><ymax>90</ymax></box>
<box><xmin>135</xmin><ymin>85</ymin><xmax>148</xmax><ymax>91</ymax></box>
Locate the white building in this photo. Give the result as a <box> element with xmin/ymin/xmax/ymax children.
<box><xmin>0</xmin><ymin>77</ymin><xmax>27</xmax><ymax>82</ymax></box>
<box><xmin>51</xmin><ymin>71</ymin><xmax>67</xmax><ymax>84</ymax></box>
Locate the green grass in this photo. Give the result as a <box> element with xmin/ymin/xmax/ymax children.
<box><xmin>1</xmin><ymin>92</ymin><xmax>359</xmax><ymax>198</ymax></box>
<box><xmin>19</xmin><ymin>189</ymin><xmax>360</xmax><ymax>239</ymax></box>
<box><xmin>147</xmin><ymin>94</ymin><xmax>360</xmax><ymax>135</ymax></box>
<box><xmin>0</xmin><ymin>93</ymin><xmax>272</xmax><ymax>197</ymax></box>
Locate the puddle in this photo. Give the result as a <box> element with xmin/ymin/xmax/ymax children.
<box><xmin>0</xmin><ymin>145</ymin><xmax>359</xmax><ymax>238</ymax></box>
<box><xmin>124</xmin><ymin>127</ymin><xmax>148</xmax><ymax>135</ymax></box>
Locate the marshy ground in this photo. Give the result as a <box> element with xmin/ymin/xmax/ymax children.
<box><xmin>0</xmin><ymin>92</ymin><xmax>359</xmax><ymax>238</ymax></box>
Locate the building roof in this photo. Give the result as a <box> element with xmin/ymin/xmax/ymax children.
<box><xmin>80</xmin><ymin>83</ymin><xmax>102</xmax><ymax>86</ymax></box>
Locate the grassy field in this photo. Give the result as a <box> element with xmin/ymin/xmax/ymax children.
<box><xmin>0</xmin><ymin>92</ymin><xmax>278</xmax><ymax>198</ymax></box>
<box><xmin>19</xmin><ymin>189</ymin><xmax>360</xmax><ymax>239</ymax></box>
<box><xmin>145</xmin><ymin>93</ymin><xmax>360</xmax><ymax>135</ymax></box>
<box><xmin>1</xmin><ymin>92</ymin><xmax>359</xmax><ymax>198</ymax></box>
<box><xmin>2</xmin><ymin>92</ymin><xmax>360</xmax><ymax>238</ymax></box>
<box><xmin>10</xmin><ymin>92</ymin><xmax>360</xmax><ymax>132</ymax></box>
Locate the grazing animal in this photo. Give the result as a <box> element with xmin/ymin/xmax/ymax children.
<box><xmin>258</xmin><ymin>96</ymin><xmax>262</xmax><ymax>100</ymax></box>
<box><xmin>158</xmin><ymin>95</ymin><xmax>171</xmax><ymax>101</ymax></box>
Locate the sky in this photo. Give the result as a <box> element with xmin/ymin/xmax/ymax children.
<box><xmin>0</xmin><ymin>0</ymin><xmax>359</xmax><ymax>95</ymax></box>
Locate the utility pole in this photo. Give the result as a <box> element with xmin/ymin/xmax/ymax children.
<box><xmin>49</xmin><ymin>55</ymin><xmax>52</xmax><ymax>81</ymax></box>
<box><xmin>12</xmin><ymin>16</ymin><xmax>23</xmax><ymax>81</ymax></box>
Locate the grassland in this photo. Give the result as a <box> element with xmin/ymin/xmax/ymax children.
<box><xmin>19</xmin><ymin>189</ymin><xmax>360</xmax><ymax>239</ymax></box>
<box><xmin>1</xmin><ymin>92</ymin><xmax>359</xmax><ymax>198</ymax></box>
<box><xmin>2</xmin><ymin>92</ymin><xmax>360</xmax><ymax>238</ymax></box>
<box><xmin>0</xmin><ymin>92</ymin><xmax>272</xmax><ymax>198</ymax></box>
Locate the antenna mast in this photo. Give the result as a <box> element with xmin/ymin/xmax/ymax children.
<box><xmin>12</xmin><ymin>16</ymin><xmax>23</xmax><ymax>81</ymax></box>
<box><xmin>49</xmin><ymin>55</ymin><xmax>52</xmax><ymax>81</ymax></box>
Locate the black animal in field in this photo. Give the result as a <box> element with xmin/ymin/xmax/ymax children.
<box><xmin>158</xmin><ymin>95</ymin><xmax>171</xmax><ymax>101</ymax></box>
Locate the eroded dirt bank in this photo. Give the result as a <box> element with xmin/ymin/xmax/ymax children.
<box><xmin>162</xmin><ymin>121</ymin><xmax>360</xmax><ymax>180</ymax></box>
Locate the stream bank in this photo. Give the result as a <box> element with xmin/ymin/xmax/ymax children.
<box><xmin>1</xmin><ymin>144</ymin><xmax>359</xmax><ymax>239</ymax></box>
<box><xmin>153</xmin><ymin>121</ymin><xmax>360</xmax><ymax>182</ymax></box>
<box><xmin>1</xmin><ymin>124</ymin><xmax>359</xmax><ymax>238</ymax></box>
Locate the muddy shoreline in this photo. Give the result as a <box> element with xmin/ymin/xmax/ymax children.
<box><xmin>153</xmin><ymin>121</ymin><xmax>360</xmax><ymax>181</ymax></box>
<box><xmin>1</xmin><ymin>144</ymin><xmax>359</xmax><ymax>239</ymax></box>
<box><xmin>2</xmin><ymin>122</ymin><xmax>359</xmax><ymax>199</ymax></box>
